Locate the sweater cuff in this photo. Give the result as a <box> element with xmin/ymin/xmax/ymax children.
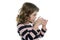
<box><xmin>41</xmin><ymin>28</ymin><xmax>47</xmax><ymax>33</ymax></box>
<box><xmin>37</xmin><ymin>29</ymin><xmax>40</xmax><ymax>32</ymax></box>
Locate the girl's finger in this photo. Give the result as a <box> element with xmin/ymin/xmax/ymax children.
<box><xmin>47</xmin><ymin>20</ymin><xmax>48</xmax><ymax>22</ymax></box>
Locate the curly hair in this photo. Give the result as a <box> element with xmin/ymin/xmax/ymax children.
<box><xmin>16</xmin><ymin>2</ymin><xmax>39</xmax><ymax>24</ymax></box>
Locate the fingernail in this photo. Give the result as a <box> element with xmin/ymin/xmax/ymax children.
<box><xmin>47</xmin><ymin>20</ymin><xmax>48</xmax><ymax>21</ymax></box>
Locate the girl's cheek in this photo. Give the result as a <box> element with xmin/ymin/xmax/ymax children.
<box><xmin>29</xmin><ymin>17</ymin><xmax>32</xmax><ymax>21</ymax></box>
<box><xmin>34</xmin><ymin>16</ymin><xmax>36</xmax><ymax>19</ymax></box>
<box><xmin>30</xmin><ymin>18</ymin><xmax>33</xmax><ymax>21</ymax></box>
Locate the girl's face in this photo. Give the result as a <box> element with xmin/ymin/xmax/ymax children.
<box><xmin>29</xmin><ymin>11</ymin><xmax>37</xmax><ymax>23</ymax></box>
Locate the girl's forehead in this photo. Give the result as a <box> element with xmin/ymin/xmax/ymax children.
<box><xmin>30</xmin><ymin>11</ymin><xmax>37</xmax><ymax>17</ymax></box>
<box><xmin>32</xmin><ymin>11</ymin><xmax>37</xmax><ymax>15</ymax></box>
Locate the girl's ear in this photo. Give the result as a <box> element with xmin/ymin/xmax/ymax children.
<box><xmin>27</xmin><ymin>17</ymin><xmax>31</xmax><ymax>22</ymax></box>
<box><xmin>28</xmin><ymin>17</ymin><xmax>30</xmax><ymax>20</ymax></box>
<box><xmin>29</xmin><ymin>16</ymin><xmax>31</xmax><ymax>20</ymax></box>
<box><xmin>26</xmin><ymin>16</ymin><xmax>30</xmax><ymax>20</ymax></box>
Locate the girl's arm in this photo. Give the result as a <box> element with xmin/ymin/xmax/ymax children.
<box><xmin>33</xmin><ymin>24</ymin><xmax>47</xmax><ymax>39</ymax></box>
<box><xmin>17</xmin><ymin>24</ymin><xmax>47</xmax><ymax>40</ymax></box>
<box><xmin>33</xmin><ymin>17</ymin><xmax>47</xmax><ymax>38</ymax></box>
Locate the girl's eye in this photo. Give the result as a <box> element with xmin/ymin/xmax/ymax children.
<box><xmin>34</xmin><ymin>14</ymin><xmax>36</xmax><ymax>16</ymax></box>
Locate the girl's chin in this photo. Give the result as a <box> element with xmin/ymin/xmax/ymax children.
<box><xmin>32</xmin><ymin>21</ymin><xmax>34</xmax><ymax>23</ymax></box>
<box><xmin>29</xmin><ymin>20</ymin><xmax>34</xmax><ymax>23</ymax></box>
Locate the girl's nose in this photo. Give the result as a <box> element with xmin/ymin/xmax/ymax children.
<box><xmin>35</xmin><ymin>16</ymin><xmax>36</xmax><ymax>18</ymax></box>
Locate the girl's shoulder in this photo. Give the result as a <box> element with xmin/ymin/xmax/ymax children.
<box><xmin>17</xmin><ymin>23</ymin><xmax>33</xmax><ymax>26</ymax></box>
<box><xmin>17</xmin><ymin>22</ymin><xmax>23</xmax><ymax>26</ymax></box>
<box><xmin>17</xmin><ymin>23</ymin><xmax>33</xmax><ymax>28</ymax></box>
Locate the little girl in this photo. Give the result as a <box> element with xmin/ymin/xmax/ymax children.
<box><xmin>16</xmin><ymin>2</ymin><xmax>48</xmax><ymax>40</ymax></box>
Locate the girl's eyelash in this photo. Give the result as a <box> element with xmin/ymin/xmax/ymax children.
<box><xmin>34</xmin><ymin>14</ymin><xmax>36</xmax><ymax>16</ymax></box>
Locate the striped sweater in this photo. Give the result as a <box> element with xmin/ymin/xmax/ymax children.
<box><xmin>17</xmin><ymin>23</ymin><xmax>47</xmax><ymax>40</ymax></box>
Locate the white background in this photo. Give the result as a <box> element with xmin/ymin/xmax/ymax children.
<box><xmin>0</xmin><ymin>0</ymin><xmax>60</xmax><ymax>40</ymax></box>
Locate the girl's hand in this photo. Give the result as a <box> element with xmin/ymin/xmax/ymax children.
<box><xmin>41</xmin><ymin>18</ymin><xmax>48</xmax><ymax>30</ymax></box>
<box><xmin>34</xmin><ymin>17</ymin><xmax>43</xmax><ymax>26</ymax></box>
<box><xmin>41</xmin><ymin>18</ymin><xmax>48</xmax><ymax>26</ymax></box>
<box><xmin>33</xmin><ymin>16</ymin><xmax>48</xmax><ymax>30</ymax></box>
<box><xmin>33</xmin><ymin>17</ymin><xmax>43</xmax><ymax>30</ymax></box>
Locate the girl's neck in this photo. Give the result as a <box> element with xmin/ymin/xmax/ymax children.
<box><xmin>24</xmin><ymin>21</ymin><xmax>33</xmax><ymax>25</ymax></box>
<box><xmin>24</xmin><ymin>21</ymin><xmax>30</xmax><ymax>24</ymax></box>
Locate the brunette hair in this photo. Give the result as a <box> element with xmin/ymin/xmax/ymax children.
<box><xmin>16</xmin><ymin>2</ymin><xmax>39</xmax><ymax>24</ymax></box>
